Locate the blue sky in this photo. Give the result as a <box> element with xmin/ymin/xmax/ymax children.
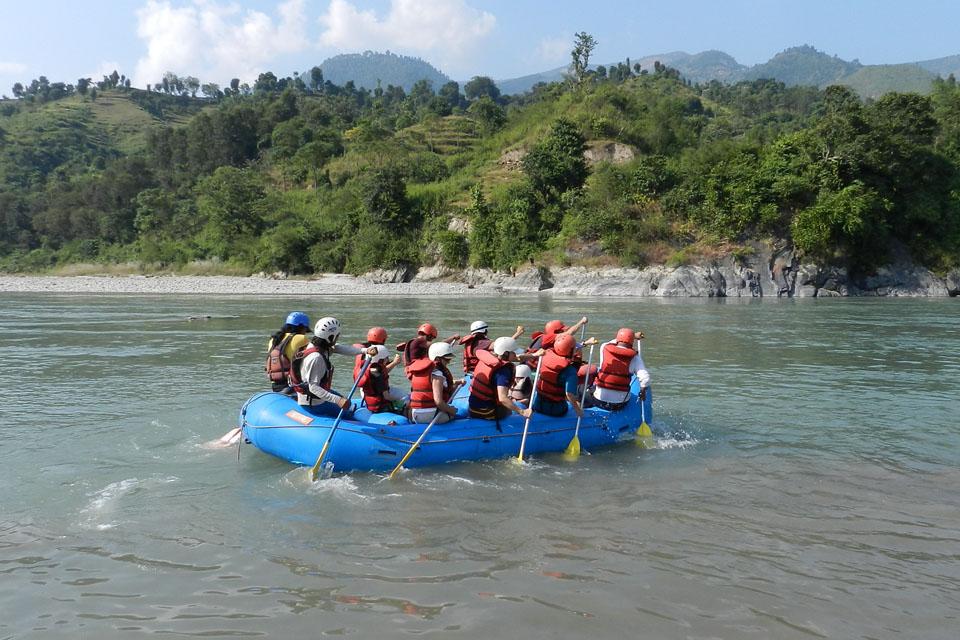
<box><xmin>2</xmin><ymin>0</ymin><xmax>959</xmax><ymax>95</ymax></box>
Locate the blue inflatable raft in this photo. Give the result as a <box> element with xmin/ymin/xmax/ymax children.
<box><xmin>239</xmin><ymin>379</ymin><xmax>653</xmax><ymax>473</ymax></box>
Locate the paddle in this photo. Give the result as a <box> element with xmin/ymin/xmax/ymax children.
<box><xmin>634</xmin><ymin>333</ymin><xmax>654</xmax><ymax>446</ymax></box>
<box><xmin>309</xmin><ymin>356</ymin><xmax>372</xmax><ymax>481</ymax></box>
<box><xmin>516</xmin><ymin>353</ymin><xmax>545</xmax><ymax>463</ymax></box>
<box><xmin>563</xmin><ymin>343</ymin><xmax>595</xmax><ymax>460</ymax></box>
<box><xmin>388</xmin><ymin>382</ymin><xmax>462</xmax><ymax>479</ymax></box>
<box><xmin>219</xmin><ymin>426</ymin><xmax>242</xmax><ymax>445</ymax></box>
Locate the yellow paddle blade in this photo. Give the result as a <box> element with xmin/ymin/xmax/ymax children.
<box><xmin>635</xmin><ymin>420</ymin><xmax>654</xmax><ymax>449</ymax></box>
<box><xmin>562</xmin><ymin>435</ymin><xmax>581</xmax><ymax>460</ymax></box>
<box><xmin>309</xmin><ymin>441</ymin><xmax>331</xmax><ymax>481</ymax></box>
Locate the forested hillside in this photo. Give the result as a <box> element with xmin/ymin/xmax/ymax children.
<box><xmin>2</xmin><ymin>61</ymin><xmax>960</xmax><ymax>277</ymax></box>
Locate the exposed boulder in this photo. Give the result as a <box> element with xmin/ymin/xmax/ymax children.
<box><xmin>363</xmin><ymin>266</ymin><xmax>414</xmax><ymax>284</ymax></box>
<box><xmin>584</xmin><ymin>141</ymin><xmax>638</xmax><ymax>166</ymax></box>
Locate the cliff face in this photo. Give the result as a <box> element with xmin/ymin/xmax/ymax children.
<box><xmin>395</xmin><ymin>243</ymin><xmax>960</xmax><ymax>298</ymax></box>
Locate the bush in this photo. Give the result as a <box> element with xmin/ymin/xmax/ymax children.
<box><xmin>436</xmin><ymin>230</ymin><xmax>468</xmax><ymax>267</ymax></box>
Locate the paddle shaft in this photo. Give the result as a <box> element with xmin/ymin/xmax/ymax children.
<box><xmin>516</xmin><ymin>352</ymin><xmax>545</xmax><ymax>461</ymax></box>
<box><xmin>573</xmin><ymin>343</ymin><xmax>595</xmax><ymax>439</ymax></box>
<box><xmin>388</xmin><ymin>382</ymin><xmax>462</xmax><ymax>478</ymax></box>
<box><xmin>310</xmin><ymin>355</ymin><xmax>372</xmax><ymax>479</ymax></box>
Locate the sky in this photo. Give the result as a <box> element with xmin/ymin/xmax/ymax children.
<box><xmin>2</xmin><ymin>0</ymin><xmax>960</xmax><ymax>95</ymax></box>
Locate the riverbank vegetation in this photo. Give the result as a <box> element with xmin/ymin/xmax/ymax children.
<box><xmin>2</xmin><ymin>55</ymin><xmax>960</xmax><ymax>276</ymax></box>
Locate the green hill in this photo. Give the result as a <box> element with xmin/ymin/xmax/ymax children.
<box><xmin>2</xmin><ymin>65</ymin><xmax>959</xmax><ymax>277</ymax></box>
<box><xmin>319</xmin><ymin>51</ymin><xmax>450</xmax><ymax>92</ymax></box>
<box><xmin>839</xmin><ymin>64</ymin><xmax>937</xmax><ymax>99</ymax></box>
<box><xmin>741</xmin><ymin>45</ymin><xmax>862</xmax><ymax>87</ymax></box>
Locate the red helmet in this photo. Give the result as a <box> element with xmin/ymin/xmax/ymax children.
<box><xmin>417</xmin><ymin>322</ymin><xmax>438</xmax><ymax>339</ymax></box>
<box><xmin>367</xmin><ymin>326</ymin><xmax>387</xmax><ymax>344</ymax></box>
<box><xmin>554</xmin><ymin>334</ymin><xmax>576</xmax><ymax>357</ymax></box>
<box><xmin>544</xmin><ymin>319</ymin><xmax>566</xmax><ymax>335</ymax></box>
<box><xmin>616</xmin><ymin>328</ymin><xmax>635</xmax><ymax>344</ymax></box>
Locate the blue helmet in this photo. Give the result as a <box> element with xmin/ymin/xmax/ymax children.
<box><xmin>285</xmin><ymin>311</ymin><xmax>310</xmax><ymax>329</ymax></box>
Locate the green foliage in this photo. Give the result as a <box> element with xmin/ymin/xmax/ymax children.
<box><xmin>522</xmin><ymin>118</ymin><xmax>588</xmax><ymax>199</ymax></box>
<box><xmin>3</xmin><ymin>61</ymin><xmax>960</xmax><ymax>277</ymax></box>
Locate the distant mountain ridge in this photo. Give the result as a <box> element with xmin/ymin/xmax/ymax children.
<box><xmin>497</xmin><ymin>45</ymin><xmax>960</xmax><ymax>98</ymax></box>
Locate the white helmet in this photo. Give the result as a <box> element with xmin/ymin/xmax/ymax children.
<box><xmin>470</xmin><ymin>320</ymin><xmax>489</xmax><ymax>334</ymax></box>
<box><xmin>492</xmin><ymin>336</ymin><xmax>519</xmax><ymax>356</ymax></box>
<box><xmin>428</xmin><ymin>342</ymin><xmax>454</xmax><ymax>360</ymax></box>
<box><xmin>514</xmin><ymin>364</ymin><xmax>532</xmax><ymax>379</ymax></box>
<box><xmin>370</xmin><ymin>344</ymin><xmax>390</xmax><ymax>363</ymax></box>
<box><xmin>314</xmin><ymin>316</ymin><xmax>341</xmax><ymax>342</ymax></box>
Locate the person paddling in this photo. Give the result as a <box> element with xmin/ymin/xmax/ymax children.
<box><xmin>265</xmin><ymin>311</ymin><xmax>311</xmax><ymax>394</ymax></box>
<box><xmin>529</xmin><ymin>316</ymin><xmax>589</xmax><ymax>352</ymax></box>
<box><xmin>289</xmin><ymin>317</ymin><xmax>376</xmax><ymax>417</ymax></box>
<box><xmin>468</xmin><ymin>337</ymin><xmax>533</xmax><ymax>421</ymax></box>
<box><xmin>354</xmin><ymin>326</ymin><xmax>389</xmax><ymax>380</ymax></box>
<box><xmin>356</xmin><ymin>345</ymin><xmax>405</xmax><ymax>413</ymax></box>
<box><xmin>460</xmin><ymin>321</ymin><xmax>523</xmax><ymax>374</ymax></box>
<box><xmin>399</xmin><ymin>323</ymin><xmax>460</xmax><ymax>366</ymax></box>
<box><xmin>591</xmin><ymin>328</ymin><xmax>650</xmax><ymax>411</ymax></box>
<box><xmin>405</xmin><ymin>342</ymin><xmax>463</xmax><ymax>424</ymax></box>
<box><xmin>533</xmin><ymin>334</ymin><xmax>597</xmax><ymax>418</ymax></box>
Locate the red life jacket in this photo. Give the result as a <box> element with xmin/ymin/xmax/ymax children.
<box><xmin>289</xmin><ymin>345</ymin><xmax>333</xmax><ymax>397</ymax></box>
<box><xmin>536</xmin><ymin>350</ymin><xmax>574</xmax><ymax>403</ymax></box>
<box><xmin>459</xmin><ymin>333</ymin><xmax>491</xmax><ymax>374</ymax></box>
<box><xmin>578</xmin><ymin>364</ymin><xmax>599</xmax><ymax>388</ymax></box>
<box><xmin>596</xmin><ymin>343</ymin><xmax>637</xmax><ymax>392</ymax></box>
<box><xmin>470</xmin><ymin>349</ymin><xmax>513</xmax><ymax>404</ymax></box>
<box><xmin>405</xmin><ymin>358</ymin><xmax>454</xmax><ymax>409</ymax></box>
<box><xmin>265</xmin><ymin>333</ymin><xmax>294</xmax><ymax>383</ymax></box>
<box><xmin>358</xmin><ymin>362</ymin><xmax>390</xmax><ymax>413</ymax></box>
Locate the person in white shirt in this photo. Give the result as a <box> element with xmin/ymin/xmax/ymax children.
<box><xmin>592</xmin><ymin>328</ymin><xmax>650</xmax><ymax>410</ymax></box>
<box><xmin>294</xmin><ymin>316</ymin><xmax>376</xmax><ymax>417</ymax></box>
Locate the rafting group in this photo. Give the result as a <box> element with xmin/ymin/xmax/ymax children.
<box><xmin>264</xmin><ymin>311</ymin><xmax>650</xmax><ymax>426</ymax></box>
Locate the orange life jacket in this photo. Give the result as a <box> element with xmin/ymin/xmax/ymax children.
<box><xmin>536</xmin><ymin>349</ymin><xmax>574</xmax><ymax>403</ymax></box>
<box><xmin>578</xmin><ymin>363</ymin><xmax>599</xmax><ymax>389</ymax></box>
<box><xmin>289</xmin><ymin>345</ymin><xmax>333</xmax><ymax>397</ymax></box>
<box><xmin>459</xmin><ymin>333</ymin><xmax>491</xmax><ymax>374</ymax></box>
<box><xmin>358</xmin><ymin>361</ymin><xmax>390</xmax><ymax>413</ymax></box>
<box><xmin>405</xmin><ymin>358</ymin><xmax>453</xmax><ymax>409</ymax></box>
<box><xmin>596</xmin><ymin>343</ymin><xmax>637</xmax><ymax>392</ymax></box>
<box><xmin>470</xmin><ymin>349</ymin><xmax>513</xmax><ymax>404</ymax></box>
<box><xmin>265</xmin><ymin>333</ymin><xmax>294</xmax><ymax>383</ymax></box>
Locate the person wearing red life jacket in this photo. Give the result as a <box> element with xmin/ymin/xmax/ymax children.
<box><xmin>533</xmin><ymin>334</ymin><xmax>594</xmax><ymax>418</ymax></box>
<box><xmin>399</xmin><ymin>323</ymin><xmax>460</xmax><ymax>367</ymax></box>
<box><xmin>289</xmin><ymin>317</ymin><xmax>376</xmax><ymax>418</ymax></box>
<box><xmin>468</xmin><ymin>337</ymin><xmax>533</xmax><ymax>421</ymax></box>
<box><xmin>592</xmin><ymin>327</ymin><xmax>650</xmax><ymax>411</ymax></box>
<box><xmin>404</xmin><ymin>342</ymin><xmax>463</xmax><ymax>424</ymax></box>
<box><xmin>356</xmin><ymin>345</ymin><xmax>405</xmax><ymax>413</ymax></box>
<box><xmin>528</xmin><ymin>316</ymin><xmax>589</xmax><ymax>352</ymax></box>
<box><xmin>265</xmin><ymin>311</ymin><xmax>311</xmax><ymax>394</ymax></box>
<box><xmin>459</xmin><ymin>321</ymin><xmax>524</xmax><ymax>374</ymax></box>
<box><xmin>354</xmin><ymin>326</ymin><xmax>391</xmax><ymax>380</ymax></box>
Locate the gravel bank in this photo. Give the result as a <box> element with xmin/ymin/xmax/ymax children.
<box><xmin>0</xmin><ymin>274</ymin><xmax>501</xmax><ymax>296</ymax></box>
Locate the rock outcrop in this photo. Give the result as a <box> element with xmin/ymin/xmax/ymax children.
<box><xmin>399</xmin><ymin>242</ymin><xmax>959</xmax><ymax>297</ymax></box>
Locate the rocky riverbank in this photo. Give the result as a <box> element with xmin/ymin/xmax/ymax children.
<box><xmin>2</xmin><ymin>245</ymin><xmax>957</xmax><ymax>297</ymax></box>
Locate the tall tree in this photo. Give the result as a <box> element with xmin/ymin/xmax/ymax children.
<box><xmin>571</xmin><ymin>32</ymin><xmax>598</xmax><ymax>86</ymax></box>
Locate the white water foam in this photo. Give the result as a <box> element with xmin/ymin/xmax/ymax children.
<box><xmin>79</xmin><ymin>476</ymin><xmax>179</xmax><ymax>530</ymax></box>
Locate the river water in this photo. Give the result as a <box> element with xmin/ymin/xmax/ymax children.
<box><xmin>1</xmin><ymin>293</ymin><xmax>958</xmax><ymax>639</ymax></box>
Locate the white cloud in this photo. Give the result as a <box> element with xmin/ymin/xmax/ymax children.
<box><xmin>318</xmin><ymin>0</ymin><xmax>495</xmax><ymax>74</ymax></box>
<box><xmin>535</xmin><ymin>35</ymin><xmax>570</xmax><ymax>66</ymax></box>
<box><xmin>0</xmin><ymin>61</ymin><xmax>28</xmax><ymax>75</ymax></box>
<box><xmin>133</xmin><ymin>0</ymin><xmax>309</xmax><ymax>87</ymax></box>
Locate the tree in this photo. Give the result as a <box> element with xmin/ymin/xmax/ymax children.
<box><xmin>522</xmin><ymin>118</ymin><xmax>589</xmax><ymax>199</ymax></box>
<box><xmin>571</xmin><ymin>32</ymin><xmax>597</xmax><ymax>86</ymax></box>
<box><xmin>439</xmin><ymin>81</ymin><xmax>463</xmax><ymax>110</ymax></box>
<box><xmin>467</xmin><ymin>96</ymin><xmax>506</xmax><ymax>133</ymax></box>
<box><xmin>229</xmin><ymin>78</ymin><xmax>240</xmax><ymax>95</ymax></box>
<box><xmin>254</xmin><ymin>72</ymin><xmax>279</xmax><ymax>94</ymax></box>
<box><xmin>309</xmin><ymin>66</ymin><xmax>323</xmax><ymax>92</ymax></box>
<box><xmin>76</xmin><ymin>77</ymin><xmax>90</xmax><ymax>96</ymax></box>
<box><xmin>464</xmin><ymin>76</ymin><xmax>501</xmax><ymax>102</ymax></box>
<box><xmin>183</xmin><ymin>76</ymin><xmax>200</xmax><ymax>97</ymax></box>
<box><xmin>12</xmin><ymin>82</ymin><xmax>24</xmax><ymax>98</ymax></box>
